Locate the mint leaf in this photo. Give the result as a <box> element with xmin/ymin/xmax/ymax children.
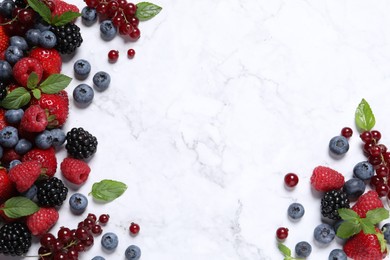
<box><xmin>27</xmin><ymin>0</ymin><xmax>52</xmax><ymax>24</ymax></box>
<box><xmin>366</xmin><ymin>208</ymin><xmax>389</xmax><ymax>225</ymax></box>
<box><xmin>1</xmin><ymin>87</ymin><xmax>31</xmax><ymax>109</ymax></box>
<box><xmin>338</xmin><ymin>208</ymin><xmax>359</xmax><ymax>221</ymax></box>
<box><xmin>32</xmin><ymin>88</ymin><xmax>41</xmax><ymax>99</ymax></box>
<box><xmin>135</xmin><ymin>2</ymin><xmax>162</xmax><ymax>21</ymax></box>
<box><xmin>376</xmin><ymin>232</ymin><xmax>387</xmax><ymax>253</ymax></box>
<box><xmin>27</xmin><ymin>72</ymin><xmax>39</xmax><ymax>89</ymax></box>
<box><xmin>336</xmin><ymin>220</ymin><xmax>361</xmax><ymax>239</ymax></box>
<box><xmin>52</xmin><ymin>11</ymin><xmax>81</xmax><ymax>26</ymax></box>
<box><xmin>1</xmin><ymin>197</ymin><xmax>39</xmax><ymax>218</ymax></box>
<box><xmin>355</xmin><ymin>98</ymin><xmax>375</xmax><ymax>132</ymax></box>
<box><xmin>40</xmin><ymin>74</ymin><xmax>72</xmax><ymax>94</ymax></box>
<box><xmin>90</xmin><ymin>180</ymin><xmax>127</xmax><ymax>202</ymax></box>
<box><xmin>360</xmin><ymin>218</ymin><xmax>376</xmax><ymax>234</ymax></box>
<box><xmin>278</xmin><ymin>243</ymin><xmax>291</xmax><ymax>257</ymax></box>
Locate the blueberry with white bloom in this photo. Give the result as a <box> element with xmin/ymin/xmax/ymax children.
<box><xmin>8</xmin><ymin>159</ymin><xmax>21</xmax><ymax>169</ymax></box>
<box><xmin>100</xmin><ymin>20</ymin><xmax>117</xmax><ymax>41</ymax></box>
<box><xmin>329</xmin><ymin>135</ymin><xmax>349</xmax><ymax>155</ymax></box>
<box><xmin>92</xmin><ymin>257</ymin><xmax>105</xmax><ymax>260</ymax></box>
<box><xmin>0</xmin><ymin>60</ymin><xmax>12</xmax><ymax>81</ymax></box>
<box><xmin>10</xmin><ymin>36</ymin><xmax>28</xmax><ymax>52</ymax></box>
<box><xmin>69</xmin><ymin>193</ymin><xmax>88</xmax><ymax>215</ymax></box>
<box><xmin>35</xmin><ymin>130</ymin><xmax>53</xmax><ymax>149</ymax></box>
<box><xmin>73</xmin><ymin>59</ymin><xmax>91</xmax><ymax>78</ymax></box>
<box><xmin>5</xmin><ymin>45</ymin><xmax>24</xmax><ymax>64</ymax></box>
<box><xmin>0</xmin><ymin>0</ymin><xmax>15</xmax><ymax>18</ymax></box>
<box><xmin>93</xmin><ymin>71</ymin><xmax>111</xmax><ymax>91</ymax></box>
<box><xmin>81</xmin><ymin>6</ymin><xmax>97</xmax><ymax>26</ymax></box>
<box><xmin>328</xmin><ymin>249</ymin><xmax>347</xmax><ymax>260</ymax></box>
<box><xmin>39</xmin><ymin>30</ymin><xmax>57</xmax><ymax>49</ymax></box>
<box><xmin>125</xmin><ymin>245</ymin><xmax>141</xmax><ymax>260</ymax></box>
<box><xmin>287</xmin><ymin>202</ymin><xmax>305</xmax><ymax>220</ymax></box>
<box><xmin>21</xmin><ymin>184</ymin><xmax>37</xmax><ymax>200</ymax></box>
<box><xmin>5</xmin><ymin>108</ymin><xmax>24</xmax><ymax>124</ymax></box>
<box><xmin>25</xmin><ymin>29</ymin><xmax>42</xmax><ymax>46</ymax></box>
<box><xmin>15</xmin><ymin>139</ymin><xmax>32</xmax><ymax>155</ymax></box>
<box><xmin>295</xmin><ymin>241</ymin><xmax>312</xmax><ymax>258</ymax></box>
<box><xmin>314</xmin><ymin>223</ymin><xmax>335</xmax><ymax>244</ymax></box>
<box><xmin>101</xmin><ymin>232</ymin><xmax>118</xmax><ymax>250</ymax></box>
<box><xmin>73</xmin><ymin>84</ymin><xmax>94</xmax><ymax>105</ymax></box>
<box><xmin>50</xmin><ymin>128</ymin><xmax>66</xmax><ymax>147</ymax></box>
<box><xmin>34</xmin><ymin>20</ymin><xmax>51</xmax><ymax>32</ymax></box>
<box><xmin>0</xmin><ymin>126</ymin><xmax>18</xmax><ymax>148</ymax></box>
<box><xmin>353</xmin><ymin>161</ymin><xmax>374</xmax><ymax>181</ymax></box>
<box><xmin>343</xmin><ymin>178</ymin><xmax>366</xmax><ymax>199</ymax></box>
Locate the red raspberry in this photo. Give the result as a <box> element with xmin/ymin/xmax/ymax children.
<box><xmin>8</xmin><ymin>160</ymin><xmax>41</xmax><ymax>192</ymax></box>
<box><xmin>310</xmin><ymin>166</ymin><xmax>345</xmax><ymax>192</ymax></box>
<box><xmin>60</xmin><ymin>158</ymin><xmax>91</xmax><ymax>185</ymax></box>
<box><xmin>1</xmin><ymin>148</ymin><xmax>21</xmax><ymax>165</ymax></box>
<box><xmin>0</xmin><ymin>168</ymin><xmax>14</xmax><ymax>203</ymax></box>
<box><xmin>12</xmin><ymin>57</ymin><xmax>43</xmax><ymax>87</ymax></box>
<box><xmin>352</xmin><ymin>190</ymin><xmax>384</xmax><ymax>218</ymax></box>
<box><xmin>22</xmin><ymin>147</ymin><xmax>57</xmax><ymax>178</ymax></box>
<box><xmin>26</xmin><ymin>207</ymin><xmax>59</xmax><ymax>236</ymax></box>
<box><xmin>51</xmin><ymin>0</ymin><xmax>79</xmax><ymax>18</ymax></box>
<box><xmin>0</xmin><ymin>26</ymin><xmax>9</xmax><ymax>53</ymax></box>
<box><xmin>20</xmin><ymin>105</ymin><xmax>48</xmax><ymax>133</ymax></box>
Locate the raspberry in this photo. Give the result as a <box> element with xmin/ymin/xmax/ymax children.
<box><xmin>22</xmin><ymin>147</ymin><xmax>57</xmax><ymax>178</ymax></box>
<box><xmin>0</xmin><ymin>222</ymin><xmax>32</xmax><ymax>256</ymax></box>
<box><xmin>60</xmin><ymin>157</ymin><xmax>91</xmax><ymax>185</ymax></box>
<box><xmin>20</xmin><ymin>105</ymin><xmax>48</xmax><ymax>133</ymax></box>
<box><xmin>310</xmin><ymin>166</ymin><xmax>345</xmax><ymax>192</ymax></box>
<box><xmin>36</xmin><ymin>177</ymin><xmax>68</xmax><ymax>207</ymax></box>
<box><xmin>12</xmin><ymin>57</ymin><xmax>43</xmax><ymax>87</ymax></box>
<box><xmin>26</xmin><ymin>207</ymin><xmax>59</xmax><ymax>236</ymax></box>
<box><xmin>0</xmin><ymin>26</ymin><xmax>9</xmax><ymax>53</ymax></box>
<box><xmin>352</xmin><ymin>190</ymin><xmax>384</xmax><ymax>218</ymax></box>
<box><xmin>51</xmin><ymin>0</ymin><xmax>79</xmax><ymax>17</ymax></box>
<box><xmin>0</xmin><ymin>168</ymin><xmax>14</xmax><ymax>203</ymax></box>
<box><xmin>8</xmin><ymin>160</ymin><xmax>41</xmax><ymax>192</ymax></box>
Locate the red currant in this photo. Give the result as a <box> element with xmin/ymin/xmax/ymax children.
<box><xmin>276</xmin><ymin>227</ymin><xmax>289</xmax><ymax>240</ymax></box>
<box><xmin>284</xmin><ymin>173</ymin><xmax>299</xmax><ymax>187</ymax></box>
<box><xmin>17</xmin><ymin>8</ymin><xmax>35</xmax><ymax>24</ymax></box>
<box><xmin>383</xmin><ymin>152</ymin><xmax>390</xmax><ymax>164</ymax></box>
<box><xmin>129</xmin><ymin>16</ymin><xmax>139</xmax><ymax>27</ymax></box>
<box><xmin>371</xmin><ymin>130</ymin><xmax>382</xmax><ymax>142</ymax></box>
<box><xmin>108</xmin><ymin>50</ymin><xmax>119</xmax><ymax>62</ymax></box>
<box><xmin>40</xmin><ymin>233</ymin><xmax>57</xmax><ymax>249</ymax></box>
<box><xmin>369</xmin><ymin>146</ymin><xmax>382</xmax><ymax>157</ymax></box>
<box><xmin>85</xmin><ymin>0</ymin><xmax>99</xmax><ymax>8</ymax></box>
<box><xmin>96</xmin><ymin>3</ymin><xmax>108</xmax><ymax>14</ymax></box>
<box><xmin>370</xmin><ymin>176</ymin><xmax>384</xmax><ymax>187</ymax></box>
<box><xmin>92</xmin><ymin>224</ymin><xmax>102</xmax><ymax>235</ymax></box>
<box><xmin>127</xmin><ymin>48</ymin><xmax>135</xmax><ymax>58</ymax></box>
<box><xmin>87</xmin><ymin>213</ymin><xmax>97</xmax><ymax>222</ymax></box>
<box><xmin>129</xmin><ymin>27</ymin><xmax>140</xmax><ymax>40</ymax></box>
<box><xmin>75</xmin><ymin>227</ymin><xmax>89</xmax><ymax>241</ymax></box>
<box><xmin>378</xmin><ymin>144</ymin><xmax>387</xmax><ymax>154</ymax></box>
<box><xmin>99</xmin><ymin>214</ymin><xmax>110</xmax><ymax>224</ymax></box>
<box><xmin>53</xmin><ymin>252</ymin><xmax>67</xmax><ymax>260</ymax></box>
<box><xmin>376</xmin><ymin>165</ymin><xmax>389</xmax><ymax>178</ymax></box>
<box><xmin>38</xmin><ymin>247</ymin><xmax>52</xmax><ymax>260</ymax></box>
<box><xmin>376</xmin><ymin>183</ymin><xmax>389</xmax><ymax>197</ymax></box>
<box><xmin>341</xmin><ymin>127</ymin><xmax>353</xmax><ymax>138</ymax></box>
<box><xmin>119</xmin><ymin>23</ymin><xmax>133</xmax><ymax>35</ymax></box>
<box><xmin>360</xmin><ymin>131</ymin><xmax>373</xmax><ymax>143</ymax></box>
<box><xmin>369</xmin><ymin>155</ymin><xmax>382</xmax><ymax>166</ymax></box>
<box><xmin>123</xmin><ymin>3</ymin><xmax>136</xmax><ymax>16</ymax></box>
<box><xmin>57</xmin><ymin>227</ymin><xmax>72</xmax><ymax>244</ymax></box>
<box><xmin>129</xmin><ymin>222</ymin><xmax>140</xmax><ymax>235</ymax></box>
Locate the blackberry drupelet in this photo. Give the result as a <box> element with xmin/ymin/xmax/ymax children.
<box><xmin>14</xmin><ymin>0</ymin><xmax>27</xmax><ymax>8</ymax></box>
<box><xmin>0</xmin><ymin>82</ymin><xmax>7</xmax><ymax>101</ymax></box>
<box><xmin>321</xmin><ymin>189</ymin><xmax>350</xmax><ymax>220</ymax></box>
<box><xmin>37</xmin><ymin>177</ymin><xmax>68</xmax><ymax>207</ymax></box>
<box><xmin>65</xmin><ymin>127</ymin><xmax>98</xmax><ymax>159</ymax></box>
<box><xmin>50</xmin><ymin>23</ymin><xmax>83</xmax><ymax>54</ymax></box>
<box><xmin>0</xmin><ymin>222</ymin><xmax>32</xmax><ymax>256</ymax></box>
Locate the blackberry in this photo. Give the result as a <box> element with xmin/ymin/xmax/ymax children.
<box><xmin>0</xmin><ymin>82</ymin><xmax>7</xmax><ymax>101</ymax></box>
<box><xmin>50</xmin><ymin>23</ymin><xmax>83</xmax><ymax>54</ymax></box>
<box><xmin>37</xmin><ymin>177</ymin><xmax>68</xmax><ymax>207</ymax></box>
<box><xmin>321</xmin><ymin>189</ymin><xmax>350</xmax><ymax>220</ymax></box>
<box><xmin>0</xmin><ymin>222</ymin><xmax>32</xmax><ymax>256</ymax></box>
<box><xmin>65</xmin><ymin>127</ymin><xmax>98</xmax><ymax>159</ymax></box>
<box><xmin>14</xmin><ymin>0</ymin><xmax>26</xmax><ymax>8</ymax></box>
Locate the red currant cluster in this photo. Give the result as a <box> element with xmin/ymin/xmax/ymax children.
<box><xmin>0</xmin><ymin>3</ymin><xmax>36</xmax><ymax>36</ymax></box>
<box><xmin>38</xmin><ymin>213</ymin><xmax>110</xmax><ymax>260</ymax></box>
<box><xmin>84</xmin><ymin>0</ymin><xmax>140</xmax><ymax>39</ymax></box>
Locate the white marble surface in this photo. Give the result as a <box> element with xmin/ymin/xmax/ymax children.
<box><xmin>4</xmin><ymin>0</ymin><xmax>390</xmax><ymax>259</ymax></box>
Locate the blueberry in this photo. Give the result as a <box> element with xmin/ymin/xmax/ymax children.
<box><xmin>314</xmin><ymin>223</ymin><xmax>335</xmax><ymax>244</ymax></box>
<box><xmin>287</xmin><ymin>202</ymin><xmax>305</xmax><ymax>220</ymax></box>
<box><xmin>93</xmin><ymin>71</ymin><xmax>111</xmax><ymax>91</ymax></box>
<box><xmin>0</xmin><ymin>60</ymin><xmax>13</xmax><ymax>81</ymax></box>
<box><xmin>25</xmin><ymin>29</ymin><xmax>42</xmax><ymax>46</ymax></box>
<box><xmin>5</xmin><ymin>45</ymin><xmax>24</xmax><ymax>64</ymax></box>
<box><xmin>353</xmin><ymin>161</ymin><xmax>374</xmax><ymax>180</ymax></box>
<box><xmin>8</xmin><ymin>159</ymin><xmax>21</xmax><ymax>169</ymax></box>
<box><xmin>34</xmin><ymin>20</ymin><xmax>51</xmax><ymax>32</ymax></box>
<box><xmin>92</xmin><ymin>257</ymin><xmax>105</xmax><ymax>260</ymax></box>
<box><xmin>328</xmin><ymin>249</ymin><xmax>347</xmax><ymax>260</ymax></box>
<box><xmin>333</xmin><ymin>219</ymin><xmax>344</xmax><ymax>234</ymax></box>
<box><xmin>81</xmin><ymin>6</ymin><xmax>97</xmax><ymax>26</ymax></box>
<box><xmin>101</xmin><ymin>232</ymin><xmax>119</xmax><ymax>250</ymax></box>
<box><xmin>15</xmin><ymin>139</ymin><xmax>32</xmax><ymax>155</ymax></box>
<box><xmin>10</xmin><ymin>36</ymin><xmax>28</xmax><ymax>52</ymax></box>
<box><xmin>69</xmin><ymin>193</ymin><xmax>88</xmax><ymax>215</ymax></box>
<box><xmin>0</xmin><ymin>126</ymin><xmax>19</xmax><ymax>148</ymax></box>
<box><xmin>381</xmin><ymin>223</ymin><xmax>390</xmax><ymax>243</ymax></box>
<box><xmin>295</xmin><ymin>241</ymin><xmax>312</xmax><ymax>258</ymax></box>
<box><xmin>0</xmin><ymin>145</ymin><xmax>4</xmax><ymax>159</ymax></box>
<box><xmin>50</xmin><ymin>128</ymin><xmax>66</xmax><ymax>147</ymax></box>
<box><xmin>125</xmin><ymin>245</ymin><xmax>141</xmax><ymax>260</ymax></box>
<box><xmin>35</xmin><ymin>130</ymin><xmax>53</xmax><ymax>149</ymax></box>
<box><xmin>39</xmin><ymin>30</ymin><xmax>57</xmax><ymax>49</ymax></box>
<box><xmin>343</xmin><ymin>178</ymin><xmax>366</xmax><ymax>199</ymax></box>
<box><xmin>100</xmin><ymin>20</ymin><xmax>117</xmax><ymax>41</ymax></box>
<box><xmin>329</xmin><ymin>135</ymin><xmax>349</xmax><ymax>155</ymax></box>
<box><xmin>0</xmin><ymin>0</ymin><xmax>15</xmax><ymax>18</ymax></box>
<box><xmin>21</xmin><ymin>184</ymin><xmax>37</xmax><ymax>200</ymax></box>
<box><xmin>73</xmin><ymin>59</ymin><xmax>91</xmax><ymax>78</ymax></box>
<box><xmin>5</xmin><ymin>108</ymin><xmax>24</xmax><ymax>124</ymax></box>
<box><xmin>73</xmin><ymin>84</ymin><xmax>94</xmax><ymax>105</ymax></box>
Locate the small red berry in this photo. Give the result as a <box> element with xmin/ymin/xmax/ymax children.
<box><xmin>98</xmin><ymin>214</ymin><xmax>110</xmax><ymax>224</ymax></box>
<box><xmin>276</xmin><ymin>227</ymin><xmax>289</xmax><ymax>240</ymax></box>
<box><xmin>360</xmin><ymin>131</ymin><xmax>372</xmax><ymax>144</ymax></box>
<box><xmin>371</xmin><ymin>130</ymin><xmax>382</xmax><ymax>142</ymax></box>
<box><xmin>108</xmin><ymin>50</ymin><xmax>119</xmax><ymax>62</ymax></box>
<box><xmin>341</xmin><ymin>127</ymin><xmax>353</xmax><ymax>138</ymax></box>
<box><xmin>129</xmin><ymin>222</ymin><xmax>140</xmax><ymax>235</ymax></box>
<box><xmin>127</xmin><ymin>48</ymin><xmax>135</xmax><ymax>58</ymax></box>
<box><xmin>376</xmin><ymin>183</ymin><xmax>389</xmax><ymax>197</ymax></box>
<box><xmin>284</xmin><ymin>173</ymin><xmax>299</xmax><ymax>188</ymax></box>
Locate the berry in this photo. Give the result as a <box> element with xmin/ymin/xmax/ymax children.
<box><xmin>25</xmin><ymin>28</ymin><xmax>41</xmax><ymax>46</ymax></box>
<box><xmin>26</xmin><ymin>207</ymin><xmax>59</xmax><ymax>236</ymax></box>
<box><xmin>73</xmin><ymin>59</ymin><xmax>91</xmax><ymax>78</ymax></box>
<box><xmin>34</xmin><ymin>130</ymin><xmax>53</xmax><ymax>149</ymax></box>
<box><xmin>51</xmin><ymin>0</ymin><xmax>79</xmax><ymax>18</ymax></box>
<box><xmin>9</xmin><ymin>160</ymin><xmax>41</xmax><ymax>192</ymax></box>
<box><xmin>329</xmin><ymin>135</ymin><xmax>349</xmax><ymax>155</ymax></box>
<box><xmin>99</xmin><ymin>214</ymin><xmax>110</xmax><ymax>224</ymax></box>
<box><xmin>93</xmin><ymin>71</ymin><xmax>111</xmax><ymax>91</ymax></box>
<box><xmin>125</xmin><ymin>245</ymin><xmax>141</xmax><ymax>260</ymax></box>
<box><xmin>328</xmin><ymin>249</ymin><xmax>347</xmax><ymax>260</ymax></box>
<box><xmin>360</xmin><ymin>131</ymin><xmax>373</xmax><ymax>143</ymax></box>
<box><xmin>129</xmin><ymin>222</ymin><xmax>140</xmax><ymax>235</ymax></box>
<box><xmin>0</xmin><ymin>60</ymin><xmax>12</xmax><ymax>81</ymax></box>
<box><xmin>353</xmin><ymin>161</ymin><xmax>375</xmax><ymax>181</ymax></box>
<box><xmin>81</xmin><ymin>6</ymin><xmax>97</xmax><ymax>25</ymax></box>
<box><xmin>15</xmin><ymin>138</ymin><xmax>33</xmax><ymax>155</ymax></box>
<box><xmin>101</xmin><ymin>232</ymin><xmax>118</xmax><ymax>250</ymax></box>
<box><xmin>295</xmin><ymin>241</ymin><xmax>312</xmax><ymax>258</ymax></box>
<box><xmin>22</xmin><ymin>147</ymin><xmax>57</xmax><ymax>177</ymax></box>
<box><xmin>69</xmin><ymin>192</ymin><xmax>88</xmax><ymax>215</ymax></box>
<box><xmin>343</xmin><ymin>178</ymin><xmax>366</xmax><ymax>200</ymax></box>
<box><xmin>0</xmin><ymin>126</ymin><xmax>19</xmax><ymax>148</ymax></box>
<box><xmin>321</xmin><ymin>189</ymin><xmax>350</xmax><ymax>220</ymax></box>
<box><xmin>73</xmin><ymin>84</ymin><xmax>94</xmax><ymax>104</ymax></box>
<box><xmin>100</xmin><ymin>20</ymin><xmax>117</xmax><ymax>40</ymax></box>
<box><xmin>284</xmin><ymin>173</ymin><xmax>299</xmax><ymax>187</ymax></box>
<box><xmin>0</xmin><ymin>168</ymin><xmax>13</xmax><ymax>203</ymax></box>
<box><xmin>8</xmin><ymin>159</ymin><xmax>21</xmax><ymax>169</ymax></box>
<box><xmin>276</xmin><ymin>227</ymin><xmax>288</xmax><ymax>240</ymax></box>
<box><xmin>127</xmin><ymin>48</ymin><xmax>135</xmax><ymax>58</ymax></box>
<box><xmin>287</xmin><ymin>202</ymin><xmax>304</xmax><ymax>220</ymax></box>
<box><xmin>65</xmin><ymin>127</ymin><xmax>98</xmax><ymax>159</ymax></box>
<box><xmin>0</xmin><ymin>222</ymin><xmax>32</xmax><ymax>256</ymax></box>
<box><xmin>36</xmin><ymin>177</ymin><xmax>68</xmax><ymax>207</ymax></box>
<box><xmin>129</xmin><ymin>27</ymin><xmax>140</xmax><ymax>40</ymax></box>
<box><xmin>108</xmin><ymin>50</ymin><xmax>119</xmax><ymax>62</ymax></box>
<box><xmin>313</xmin><ymin>223</ymin><xmax>335</xmax><ymax>244</ymax></box>
<box><xmin>9</xmin><ymin>36</ymin><xmax>28</xmax><ymax>51</ymax></box>
<box><xmin>92</xmin><ymin>257</ymin><xmax>105</xmax><ymax>260</ymax></box>
<box><xmin>341</xmin><ymin>127</ymin><xmax>353</xmax><ymax>138</ymax></box>
<box><xmin>0</xmin><ymin>0</ymin><xmax>15</xmax><ymax>18</ymax></box>
<box><xmin>50</xmin><ymin>128</ymin><xmax>66</xmax><ymax>147</ymax></box>
<box><xmin>381</xmin><ymin>223</ymin><xmax>390</xmax><ymax>244</ymax></box>
<box><xmin>60</xmin><ymin>157</ymin><xmax>91</xmax><ymax>185</ymax></box>
<box><xmin>352</xmin><ymin>190</ymin><xmax>384</xmax><ymax>218</ymax></box>
<box><xmin>310</xmin><ymin>166</ymin><xmax>345</xmax><ymax>192</ymax></box>
<box><xmin>5</xmin><ymin>109</ymin><xmax>24</xmax><ymax>124</ymax></box>
<box><xmin>371</xmin><ymin>130</ymin><xmax>382</xmax><ymax>142</ymax></box>
<box><xmin>13</xmin><ymin>57</ymin><xmax>44</xmax><ymax>87</ymax></box>
<box><xmin>375</xmin><ymin>183</ymin><xmax>389</xmax><ymax>197</ymax></box>
<box><xmin>29</xmin><ymin>47</ymin><xmax>62</xmax><ymax>79</ymax></box>
<box><xmin>21</xmin><ymin>184</ymin><xmax>37</xmax><ymax>200</ymax></box>
<box><xmin>0</xmin><ymin>26</ymin><xmax>10</xmax><ymax>53</ymax></box>
<box><xmin>50</xmin><ymin>23</ymin><xmax>83</xmax><ymax>54</ymax></box>
<box><xmin>5</xmin><ymin>45</ymin><xmax>24</xmax><ymax>64</ymax></box>
<box><xmin>39</xmin><ymin>30</ymin><xmax>57</xmax><ymax>49</ymax></box>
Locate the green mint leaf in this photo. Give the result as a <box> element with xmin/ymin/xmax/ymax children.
<box><xmin>1</xmin><ymin>197</ymin><xmax>39</xmax><ymax>218</ymax></box>
<box><xmin>278</xmin><ymin>243</ymin><xmax>291</xmax><ymax>257</ymax></box>
<box><xmin>366</xmin><ymin>208</ymin><xmax>389</xmax><ymax>225</ymax></box>
<box><xmin>40</xmin><ymin>74</ymin><xmax>72</xmax><ymax>94</ymax></box>
<box><xmin>376</xmin><ymin>232</ymin><xmax>388</xmax><ymax>253</ymax></box>
<box><xmin>1</xmin><ymin>87</ymin><xmax>31</xmax><ymax>109</ymax></box>
<box><xmin>135</xmin><ymin>2</ymin><xmax>162</xmax><ymax>21</ymax></box>
<box><xmin>338</xmin><ymin>208</ymin><xmax>359</xmax><ymax>221</ymax></box>
<box><xmin>32</xmin><ymin>88</ymin><xmax>41</xmax><ymax>99</ymax></box>
<box><xmin>336</xmin><ymin>220</ymin><xmax>361</xmax><ymax>239</ymax></box>
<box><xmin>90</xmin><ymin>179</ymin><xmax>127</xmax><ymax>202</ymax></box>
<box><xmin>355</xmin><ymin>98</ymin><xmax>375</xmax><ymax>132</ymax></box>
<box><xmin>360</xmin><ymin>218</ymin><xmax>376</xmax><ymax>234</ymax></box>
<box><xmin>53</xmin><ymin>11</ymin><xmax>81</xmax><ymax>26</ymax></box>
<box><xmin>27</xmin><ymin>0</ymin><xmax>52</xmax><ymax>24</ymax></box>
<box><xmin>27</xmin><ymin>72</ymin><xmax>39</xmax><ymax>89</ymax></box>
